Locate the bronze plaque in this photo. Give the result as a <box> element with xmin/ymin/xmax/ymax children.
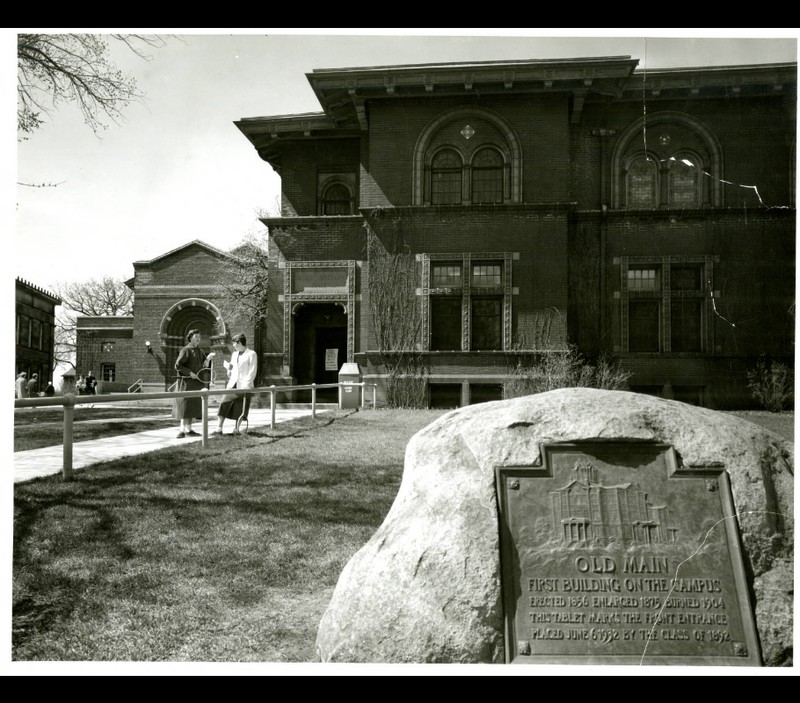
<box><xmin>495</xmin><ymin>442</ymin><xmax>761</xmax><ymax>666</ymax></box>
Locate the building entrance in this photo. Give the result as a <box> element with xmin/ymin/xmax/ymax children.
<box><xmin>293</xmin><ymin>303</ymin><xmax>347</xmax><ymax>401</ymax></box>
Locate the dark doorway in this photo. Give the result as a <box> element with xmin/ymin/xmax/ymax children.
<box><xmin>293</xmin><ymin>303</ymin><xmax>347</xmax><ymax>401</ymax></box>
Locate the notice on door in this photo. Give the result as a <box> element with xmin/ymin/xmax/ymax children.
<box><xmin>325</xmin><ymin>348</ymin><xmax>339</xmax><ymax>371</ymax></box>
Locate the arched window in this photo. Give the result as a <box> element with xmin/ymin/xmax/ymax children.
<box><xmin>431</xmin><ymin>149</ymin><xmax>463</xmax><ymax>205</ymax></box>
<box><xmin>611</xmin><ymin>112</ymin><xmax>722</xmax><ymax>209</ymax></box>
<box><xmin>667</xmin><ymin>152</ymin><xmax>704</xmax><ymax>208</ymax></box>
<box><xmin>413</xmin><ymin>107</ymin><xmax>522</xmax><ymax>205</ymax></box>
<box><xmin>471</xmin><ymin>148</ymin><xmax>504</xmax><ymax>204</ymax></box>
<box><xmin>321</xmin><ymin>182</ymin><xmax>353</xmax><ymax>215</ymax></box>
<box><xmin>624</xmin><ymin>154</ymin><xmax>658</xmax><ymax>208</ymax></box>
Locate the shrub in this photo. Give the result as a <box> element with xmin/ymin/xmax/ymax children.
<box><xmin>504</xmin><ymin>346</ymin><xmax>632</xmax><ymax>399</ymax></box>
<box><xmin>746</xmin><ymin>358</ymin><xmax>794</xmax><ymax>413</ymax></box>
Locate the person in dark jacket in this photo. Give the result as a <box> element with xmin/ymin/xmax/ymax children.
<box><xmin>174</xmin><ymin>329</ymin><xmax>215</xmax><ymax>438</ymax></box>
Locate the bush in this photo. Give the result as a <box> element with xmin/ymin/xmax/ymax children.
<box><xmin>505</xmin><ymin>346</ymin><xmax>632</xmax><ymax>399</ymax></box>
<box><xmin>746</xmin><ymin>358</ymin><xmax>794</xmax><ymax>413</ymax></box>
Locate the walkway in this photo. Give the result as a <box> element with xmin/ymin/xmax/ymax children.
<box><xmin>14</xmin><ymin>407</ymin><xmax>328</xmax><ymax>484</ymax></box>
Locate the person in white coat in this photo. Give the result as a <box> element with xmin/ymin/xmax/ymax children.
<box><xmin>213</xmin><ymin>333</ymin><xmax>258</xmax><ymax>435</ymax></box>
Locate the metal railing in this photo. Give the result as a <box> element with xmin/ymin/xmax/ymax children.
<box><xmin>14</xmin><ymin>382</ymin><xmax>378</xmax><ymax>481</ymax></box>
<box><xmin>127</xmin><ymin>379</ymin><xmax>143</xmax><ymax>393</ymax></box>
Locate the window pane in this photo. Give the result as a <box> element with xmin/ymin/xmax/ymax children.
<box><xmin>671</xmin><ymin>264</ymin><xmax>702</xmax><ymax>291</ymax></box>
<box><xmin>629</xmin><ymin>300</ymin><xmax>660</xmax><ymax>352</ymax></box>
<box><xmin>627</xmin><ymin>267</ymin><xmax>660</xmax><ymax>291</ymax></box>
<box><xmin>472</xmin><ymin>264</ymin><xmax>502</xmax><ymax>287</ymax></box>
<box><xmin>471</xmin><ymin>297</ymin><xmax>503</xmax><ymax>350</ymax></box>
<box><xmin>322</xmin><ymin>183</ymin><xmax>352</xmax><ymax>215</ymax></box>
<box><xmin>101</xmin><ymin>363</ymin><xmax>116</xmax><ymax>382</ymax></box>
<box><xmin>471</xmin><ymin>148</ymin><xmax>503</xmax><ymax>204</ymax></box>
<box><xmin>432</xmin><ymin>264</ymin><xmax>461</xmax><ymax>288</ymax></box>
<box><xmin>671</xmin><ymin>299</ymin><xmax>703</xmax><ymax>352</ymax></box>
<box><xmin>431</xmin><ymin>297</ymin><xmax>462</xmax><ymax>350</ymax></box>
<box><xmin>669</xmin><ymin>158</ymin><xmax>700</xmax><ymax>207</ymax></box>
<box><xmin>626</xmin><ymin>156</ymin><xmax>657</xmax><ymax>207</ymax></box>
<box><xmin>429</xmin><ymin>383</ymin><xmax>462</xmax><ymax>409</ymax></box>
<box><xmin>30</xmin><ymin>319</ymin><xmax>41</xmax><ymax>350</ymax></box>
<box><xmin>18</xmin><ymin>315</ymin><xmax>29</xmax><ymax>346</ymax></box>
<box><xmin>431</xmin><ymin>149</ymin><xmax>462</xmax><ymax>205</ymax></box>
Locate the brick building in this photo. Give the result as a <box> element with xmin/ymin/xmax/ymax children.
<box><xmin>80</xmin><ymin>55</ymin><xmax>796</xmax><ymax>409</ymax></box>
<box><xmin>15</xmin><ymin>277</ymin><xmax>61</xmax><ymax>388</ymax></box>
<box><xmin>76</xmin><ymin>240</ymin><xmax>259</xmax><ymax>394</ymax></box>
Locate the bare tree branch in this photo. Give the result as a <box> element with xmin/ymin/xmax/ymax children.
<box><xmin>216</xmin><ymin>232</ymin><xmax>270</xmax><ymax>323</ymax></box>
<box><xmin>17</xmin><ymin>33</ymin><xmax>170</xmax><ymax>136</ymax></box>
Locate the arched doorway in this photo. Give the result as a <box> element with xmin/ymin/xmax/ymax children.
<box><xmin>293</xmin><ymin>302</ymin><xmax>347</xmax><ymax>401</ymax></box>
<box><xmin>159</xmin><ymin>300</ymin><xmax>226</xmax><ymax>389</ymax></box>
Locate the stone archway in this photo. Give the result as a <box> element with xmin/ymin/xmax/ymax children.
<box><xmin>158</xmin><ymin>298</ymin><xmax>228</xmax><ymax>388</ymax></box>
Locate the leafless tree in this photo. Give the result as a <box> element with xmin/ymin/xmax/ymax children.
<box><xmin>365</xmin><ymin>221</ymin><xmax>426</xmax><ymax>408</ymax></box>
<box><xmin>17</xmin><ymin>33</ymin><xmax>169</xmax><ymax>137</ymax></box>
<box><xmin>217</xmin><ymin>231</ymin><xmax>271</xmax><ymax>324</ymax></box>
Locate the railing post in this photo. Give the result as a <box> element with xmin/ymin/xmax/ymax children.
<box><xmin>270</xmin><ymin>385</ymin><xmax>277</xmax><ymax>429</ymax></box>
<box><xmin>311</xmin><ymin>383</ymin><xmax>317</xmax><ymax>419</ymax></box>
<box><xmin>62</xmin><ymin>393</ymin><xmax>76</xmax><ymax>481</ymax></box>
<box><xmin>372</xmin><ymin>384</ymin><xmax>377</xmax><ymax>409</ymax></box>
<box><xmin>360</xmin><ymin>382</ymin><xmax>365</xmax><ymax>409</ymax></box>
<box><xmin>201</xmin><ymin>389</ymin><xmax>209</xmax><ymax>448</ymax></box>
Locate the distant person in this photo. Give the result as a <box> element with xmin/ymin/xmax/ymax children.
<box><xmin>214</xmin><ymin>333</ymin><xmax>258</xmax><ymax>436</ymax></box>
<box><xmin>27</xmin><ymin>373</ymin><xmax>39</xmax><ymax>397</ymax></box>
<box><xmin>44</xmin><ymin>380</ymin><xmax>55</xmax><ymax>397</ymax></box>
<box><xmin>77</xmin><ymin>375</ymin><xmax>86</xmax><ymax>395</ymax></box>
<box><xmin>85</xmin><ymin>371</ymin><xmax>97</xmax><ymax>395</ymax></box>
<box><xmin>174</xmin><ymin>329</ymin><xmax>215</xmax><ymax>438</ymax></box>
<box><xmin>15</xmin><ymin>372</ymin><xmax>28</xmax><ymax>399</ymax></box>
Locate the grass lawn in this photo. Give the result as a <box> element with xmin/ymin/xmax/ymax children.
<box><xmin>13</xmin><ymin>409</ymin><xmax>448</xmax><ymax>663</ymax></box>
<box><xmin>11</xmin><ymin>404</ymin><xmax>793</xmax><ymax>664</ymax></box>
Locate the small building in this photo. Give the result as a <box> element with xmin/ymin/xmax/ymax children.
<box><xmin>15</xmin><ymin>277</ymin><xmax>61</xmax><ymax>388</ymax></box>
<box><xmin>76</xmin><ymin>240</ymin><xmax>260</xmax><ymax>394</ymax></box>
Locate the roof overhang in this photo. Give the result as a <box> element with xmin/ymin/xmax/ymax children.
<box><xmin>306</xmin><ymin>56</ymin><xmax>640</xmax><ymax>127</ymax></box>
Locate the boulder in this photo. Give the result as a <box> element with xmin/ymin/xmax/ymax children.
<box><xmin>316</xmin><ymin>389</ymin><xmax>793</xmax><ymax>665</ymax></box>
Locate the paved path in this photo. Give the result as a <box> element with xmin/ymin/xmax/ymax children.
<box><xmin>14</xmin><ymin>407</ymin><xmax>328</xmax><ymax>484</ymax></box>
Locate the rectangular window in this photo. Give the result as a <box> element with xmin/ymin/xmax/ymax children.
<box><xmin>430</xmin><ymin>297</ymin><xmax>462</xmax><ymax>350</ymax></box>
<box><xmin>627</xmin><ymin>267</ymin><xmax>660</xmax><ymax>291</ymax></box>
<box><xmin>628</xmin><ymin>300</ymin><xmax>661</xmax><ymax>352</ymax></box>
<box><xmin>471</xmin><ymin>263</ymin><xmax>502</xmax><ymax>288</ymax></box>
<box><xmin>18</xmin><ymin>315</ymin><xmax>30</xmax><ymax>347</ymax></box>
<box><xmin>431</xmin><ymin>264</ymin><xmax>461</xmax><ymax>288</ymax></box>
<box><xmin>471</xmin><ymin>297</ymin><xmax>503</xmax><ymax>350</ymax></box>
<box><xmin>30</xmin><ymin>319</ymin><xmax>41</xmax><ymax>350</ymax></box>
<box><xmin>670</xmin><ymin>264</ymin><xmax>702</xmax><ymax>291</ymax></box>
<box><xmin>625</xmin><ymin>261</ymin><xmax>706</xmax><ymax>353</ymax></box>
<box><xmin>101</xmin><ymin>363</ymin><xmax>116</xmax><ymax>382</ymax></box>
<box><xmin>429</xmin><ymin>383</ymin><xmax>462</xmax><ymax>409</ymax></box>
<box><xmin>671</xmin><ymin>299</ymin><xmax>703</xmax><ymax>352</ymax></box>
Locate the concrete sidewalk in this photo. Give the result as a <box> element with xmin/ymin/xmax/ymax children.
<box><xmin>14</xmin><ymin>407</ymin><xmax>328</xmax><ymax>484</ymax></box>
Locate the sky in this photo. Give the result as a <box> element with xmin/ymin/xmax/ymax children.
<box><xmin>2</xmin><ymin>29</ymin><xmax>799</xmax><ymax>676</ymax></box>
<box><xmin>7</xmin><ymin>29</ymin><xmax>799</xmax><ymax>293</ymax></box>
